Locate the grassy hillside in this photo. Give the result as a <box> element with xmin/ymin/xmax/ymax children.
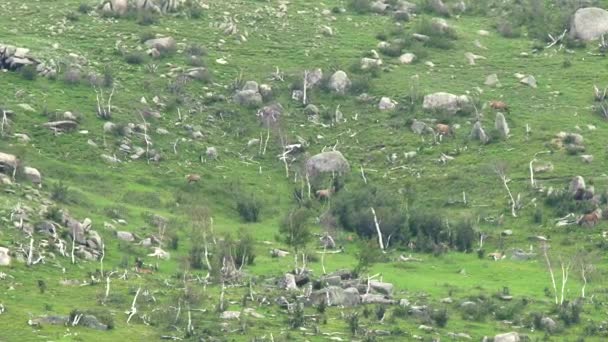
<box><xmin>2</xmin><ymin>0</ymin><xmax>608</xmax><ymax>341</ymax></box>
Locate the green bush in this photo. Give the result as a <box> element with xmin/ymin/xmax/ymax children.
<box><xmin>78</xmin><ymin>3</ymin><xmax>93</xmax><ymax>14</ymax></box>
<box><xmin>51</xmin><ymin>181</ymin><xmax>70</xmax><ymax>203</ymax></box>
<box><xmin>431</xmin><ymin>308</ymin><xmax>449</xmax><ymax>327</ymax></box>
<box><xmin>124</xmin><ymin>52</ymin><xmax>147</xmax><ymax>65</ymax></box>
<box><xmin>137</xmin><ymin>10</ymin><xmax>159</xmax><ymax>26</ymax></box>
<box><xmin>236</xmin><ymin>193</ymin><xmax>262</xmax><ymax>222</ymax></box>
<box><xmin>66</xmin><ymin>11</ymin><xmax>79</xmax><ymax>21</ymax></box>
<box><xmin>139</xmin><ymin>31</ymin><xmax>156</xmax><ymax>43</ymax></box>
<box><xmin>496</xmin><ymin>20</ymin><xmax>521</xmax><ymax>38</ymax></box>
<box><xmin>349</xmin><ymin>0</ymin><xmax>371</xmax><ymax>14</ymax></box>
<box><xmin>20</xmin><ymin>65</ymin><xmax>37</xmax><ymax>81</ymax></box>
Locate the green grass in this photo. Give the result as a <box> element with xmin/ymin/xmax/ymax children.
<box><xmin>1</xmin><ymin>0</ymin><xmax>608</xmax><ymax>340</ymax></box>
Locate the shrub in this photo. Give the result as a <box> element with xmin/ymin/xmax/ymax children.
<box><xmin>431</xmin><ymin>308</ymin><xmax>449</xmax><ymax>327</ymax></box>
<box><xmin>533</xmin><ymin>208</ymin><xmax>544</xmax><ymax>224</ymax></box>
<box><xmin>102</xmin><ymin>65</ymin><xmax>114</xmax><ymax>87</ymax></box>
<box><xmin>394</xmin><ymin>11</ymin><xmax>410</xmax><ymax>22</ymax></box>
<box><xmin>20</xmin><ymin>65</ymin><xmax>37</xmax><ymax>81</ymax></box>
<box><xmin>558</xmin><ymin>300</ymin><xmax>583</xmax><ymax>326</ymax></box>
<box><xmin>186</xmin><ymin>44</ymin><xmax>207</xmax><ymax>56</ymax></box>
<box><xmin>349</xmin><ymin>76</ymin><xmax>372</xmax><ymax>94</ymax></box>
<box><xmin>104</xmin><ymin>205</ymin><xmax>129</xmax><ymax>219</ymax></box>
<box><xmin>289</xmin><ymin>303</ymin><xmax>305</xmax><ymax>329</ymax></box>
<box><xmin>63</xmin><ymin>68</ymin><xmax>82</xmax><ymax>85</ymax></box>
<box><xmin>78</xmin><ymin>3</ymin><xmax>93</xmax><ymax>14</ymax></box>
<box><xmin>562</xmin><ymin>58</ymin><xmax>572</xmax><ymax>68</ymax></box>
<box><xmin>379</xmin><ymin>44</ymin><xmax>403</xmax><ymax>57</ymax></box>
<box><xmin>124</xmin><ymin>52</ymin><xmax>147</xmax><ymax>65</ymax></box>
<box><xmin>349</xmin><ymin>0</ymin><xmax>371</xmax><ymax>14</ymax></box>
<box><xmin>51</xmin><ymin>181</ymin><xmax>70</xmax><ymax>203</ymax></box>
<box><xmin>332</xmin><ymin>186</ymin><xmax>408</xmax><ymax>244</ymax></box>
<box><xmin>347</xmin><ymin>312</ymin><xmax>360</xmax><ymax>336</ymax></box>
<box><xmin>375</xmin><ymin>305</ymin><xmax>387</xmax><ymax>321</ymax></box>
<box><xmin>45</xmin><ymin>206</ymin><xmax>64</xmax><ymax>222</ymax></box>
<box><xmin>189</xmin><ymin>5</ymin><xmax>203</xmax><ymax>19</ymax></box>
<box><xmin>496</xmin><ymin>20</ymin><xmax>521</xmax><ymax>38</ymax></box>
<box><xmin>454</xmin><ymin>220</ymin><xmax>475</xmax><ymax>252</ymax></box>
<box><xmin>139</xmin><ymin>31</ymin><xmax>156</xmax><ymax>43</ymax></box>
<box><xmin>70</xmin><ymin>309</ymin><xmax>114</xmax><ymax>329</ymax></box>
<box><xmin>234</xmin><ymin>229</ymin><xmax>256</xmax><ymax>266</ymax></box>
<box><xmin>66</xmin><ymin>11</ymin><xmax>79</xmax><ymax>21</ymax></box>
<box><xmin>236</xmin><ymin>193</ymin><xmax>262</xmax><ymax>222</ymax></box>
<box><xmin>137</xmin><ymin>10</ymin><xmax>159</xmax><ymax>26</ymax></box>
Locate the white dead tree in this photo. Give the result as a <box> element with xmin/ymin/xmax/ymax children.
<box><xmin>0</xmin><ymin>109</ymin><xmax>10</xmax><ymax>137</ymax></box>
<box><xmin>541</xmin><ymin>242</ymin><xmax>559</xmax><ymax>305</ymax></box>
<box><xmin>494</xmin><ymin>163</ymin><xmax>518</xmax><ymax>217</ymax></box>
<box><xmin>370</xmin><ymin>208</ymin><xmax>385</xmax><ymax>251</ymax></box>
<box><xmin>126</xmin><ymin>287</ymin><xmax>142</xmax><ymax>324</ymax></box>
<box><xmin>302</xmin><ymin>70</ymin><xmax>308</xmax><ymax>105</ymax></box>
<box><xmin>138</xmin><ymin>111</ymin><xmax>151</xmax><ymax>164</ymax></box>
<box><xmin>100</xmin><ymin>242</ymin><xmax>105</xmax><ymax>277</ymax></box>
<box><xmin>529</xmin><ymin>151</ymin><xmax>551</xmax><ymax>188</ymax></box>
<box><xmin>94</xmin><ymin>86</ymin><xmax>115</xmax><ymax>120</ymax></box>
<box><xmin>559</xmin><ymin>256</ymin><xmax>572</xmax><ymax>305</ymax></box>
<box><xmin>71</xmin><ymin>228</ymin><xmax>76</xmax><ymax>265</ymax></box>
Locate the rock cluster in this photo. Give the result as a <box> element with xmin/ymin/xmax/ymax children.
<box><xmin>0</xmin><ymin>44</ymin><xmax>56</xmax><ymax>77</ymax></box>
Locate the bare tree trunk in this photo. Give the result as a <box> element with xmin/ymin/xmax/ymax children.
<box><xmin>27</xmin><ymin>237</ymin><xmax>34</xmax><ymax>266</ymax></box>
<box><xmin>138</xmin><ymin>111</ymin><xmax>150</xmax><ymax>164</ymax></box>
<box><xmin>262</xmin><ymin>127</ymin><xmax>270</xmax><ymax>155</ymax></box>
<box><xmin>302</xmin><ymin>70</ymin><xmax>308</xmax><ymax>105</ymax></box>
<box><xmin>306</xmin><ymin>173</ymin><xmax>311</xmax><ymax>199</ymax></box>
<box><xmin>127</xmin><ymin>287</ymin><xmax>141</xmax><ymax>324</ymax></box>
<box><xmin>104</xmin><ymin>275</ymin><xmax>110</xmax><ymax>304</ymax></box>
<box><xmin>529</xmin><ymin>159</ymin><xmax>536</xmax><ymax>188</ymax></box>
<box><xmin>560</xmin><ymin>257</ymin><xmax>571</xmax><ymax>305</ymax></box>
<box><xmin>321</xmin><ymin>244</ymin><xmax>327</xmax><ymax>275</ymax></box>
<box><xmin>542</xmin><ymin>244</ymin><xmax>559</xmax><ymax>305</ymax></box>
<box><xmin>360</xmin><ymin>166</ymin><xmax>368</xmax><ymax>184</ymax></box>
<box><xmin>71</xmin><ymin>232</ymin><xmax>76</xmax><ymax>265</ymax></box>
<box><xmin>203</xmin><ymin>233</ymin><xmax>212</xmax><ymax>271</ymax></box>
<box><xmin>581</xmin><ymin>267</ymin><xmax>587</xmax><ymax>299</ymax></box>
<box><xmin>370</xmin><ymin>207</ymin><xmax>385</xmax><ymax>250</ymax></box>
<box><xmin>100</xmin><ymin>243</ymin><xmax>105</xmax><ymax>277</ymax></box>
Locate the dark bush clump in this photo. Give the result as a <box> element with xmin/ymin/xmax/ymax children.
<box><xmin>124</xmin><ymin>52</ymin><xmax>147</xmax><ymax>65</ymax></box>
<box><xmin>78</xmin><ymin>3</ymin><xmax>93</xmax><ymax>14</ymax></box>
<box><xmin>236</xmin><ymin>193</ymin><xmax>262</xmax><ymax>222</ymax></box>
<box><xmin>20</xmin><ymin>65</ymin><xmax>37</xmax><ymax>81</ymax></box>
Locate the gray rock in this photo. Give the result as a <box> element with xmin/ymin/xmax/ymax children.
<box><xmin>280</xmin><ymin>273</ymin><xmax>298</xmax><ymax>290</ymax></box>
<box><xmin>378</xmin><ymin>97</ymin><xmax>396</xmax><ymax>111</ymax></box>
<box><xmin>569</xmin><ymin>176</ymin><xmax>586</xmax><ymax>194</ymax></box>
<box><xmin>361</xmin><ymin>293</ymin><xmax>396</xmax><ymax>305</ymax></box>
<box><xmin>310</xmin><ymin>286</ymin><xmax>361</xmax><ymax>307</ymax></box>
<box><xmin>28</xmin><ymin>315</ymin><xmax>69</xmax><ymax>326</ymax></box>
<box><xmin>520</xmin><ymin>75</ymin><xmax>537</xmax><ymax>88</ymax></box>
<box><xmin>410</xmin><ymin>119</ymin><xmax>433</xmax><ymax>135</ymax></box>
<box><xmin>493</xmin><ymin>332</ymin><xmax>520</xmax><ymax>342</ymax></box>
<box><xmin>511</xmin><ymin>249</ymin><xmax>536</xmax><ymax>261</ymax></box>
<box><xmin>79</xmin><ymin>314</ymin><xmax>109</xmax><ymax>330</ymax></box>
<box><xmin>570</xmin><ymin>7</ymin><xmax>608</xmax><ymax>41</ymax></box>
<box><xmin>306</xmin><ymin>151</ymin><xmax>350</xmax><ymax>177</ymax></box>
<box><xmin>360</xmin><ymin>58</ymin><xmax>382</xmax><ymax>70</ymax></box>
<box><xmin>470</xmin><ymin>121</ymin><xmax>490</xmax><ymax>144</ymax></box>
<box><xmin>206</xmin><ymin>147</ymin><xmax>218</xmax><ymax>160</ymax></box>
<box><xmin>304</xmin><ymin>104</ymin><xmax>320</xmax><ymax>116</ymax></box>
<box><xmin>116</xmin><ymin>231</ymin><xmax>135</xmax><ymax>242</ymax></box>
<box><xmin>257</xmin><ymin>103</ymin><xmax>283</xmax><ymax>125</ymax></box>
<box><xmin>485</xmin><ymin>74</ymin><xmax>501</xmax><ymax>87</ymax></box>
<box><xmin>102</xmin><ymin>0</ymin><xmax>128</xmax><ymax>16</ymax></box>
<box><xmin>540</xmin><ymin>316</ymin><xmax>558</xmax><ymax>333</ymax></box>
<box><xmin>369</xmin><ymin>281</ymin><xmax>394</xmax><ymax>296</ymax></box>
<box><xmin>36</xmin><ymin>221</ymin><xmax>57</xmax><ymax>236</ymax></box>
<box><xmin>0</xmin><ymin>247</ymin><xmax>10</xmax><ymax>266</ymax></box>
<box><xmin>328</xmin><ymin>70</ymin><xmax>351</xmax><ymax>94</ymax></box>
<box><xmin>23</xmin><ymin>166</ymin><xmax>41</xmax><ymax>186</ymax></box>
<box><xmin>144</xmin><ymin>37</ymin><xmax>176</xmax><ymax>52</ymax></box>
<box><xmin>220</xmin><ymin>311</ymin><xmax>241</xmax><ymax>320</ymax></box>
<box><xmin>0</xmin><ymin>152</ymin><xmax>18</xmax><ymax>172</ymax></box>
<box><xmin>399</xmin><ymin>53</ymin><xmax>416</xmax><ymax>64</ymax></box>
<box><xmin>305</xmin><ymin>69</ymin><xmax>323</xmax><ymax>88</ymax></box>
<box><xmin>495</xmin><ymin>112</ymin><xmax>510</xmax><ymax>138</ymax></box>
<box><xmin>423</xmin><ymin>92</ymin><xmax>470</xmax><ymax>115</ymax></box>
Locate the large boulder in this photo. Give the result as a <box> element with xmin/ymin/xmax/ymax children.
<box><xmin>470</xmin><ymin>121</ymin><xmax>490</xmax><ymax>144</ymax></box>
<box><xmin>23</xmin><ymin>166</ymin><xmax>41</xmax><ymax>186</ymax></box>
<box><xmin>101</xmin><ymin>0</ymin><xmax>129</xmax><ymax>16</ymax></box>
<box><xmin>310</xmin><ymin>286</ymin><xmax>361</xmax><ymax>307</ymax></box>
<box><xmin>369</xmin><ymin>281</ymin><xmax>394</xmax><ymax>296</ymax></box>
<box><xmin>0</xmin><ymin>152</ymin><xmax>18</xmax><ymax>174</ymax></box>
<box><xmin>234</xmin><ymin>81</ymin><xmax>263</xmax><ymax>108</ymax></box>
<box><xmin>328</xmin><ymin>71</ymin><xmax>351</xmax><ymax>94</ymax></box>
<box><xmin>280</xmin><ymin>273</ymin><xmax>298</xmax><ymax>290</ymax></box>
<box><xmin>0</xmin><ymin>247</ymin><xmax>10</xmax><ymax>266</ymax></box>
<box><xmin>570</xmin><ymin>7</ymin><xmax>608</xmax><ymax>41</ymax></box>
<box><xmin>144</xmin><ymin>37</ymin><xmax>176</xmax><ymax>52</ymax></box>
<box><xmin>569</xmin><ymin>176</ymin><xmax>586</xmax><ymax>195</ymax></box>
<box><xmin>495</xmin><ymin>112</ymin><xmax>509</xmax><ymax>138</ymax></box>
<box><xmin>306</xmin><ymin>151</ymin><xmax>350</xmax><ymax>177</ymax></box>
<box><xmin>423</xmin><ymin>92</ymin><xmax>470</xmax><ymax>115</ymax></box>
<box><xmin>361</xmin><ymin>293</ymin><xmax>396</xmax><ymax>305</ymax></box>
<box><xmin>116</xmin><ymin>231</ymin><xmax>135</xmax><ymax>242</ymax></box>
<box><xmin>493</xmin><ymin>332</ymin><xmax>520</xmax><ymax>342</ymax></box>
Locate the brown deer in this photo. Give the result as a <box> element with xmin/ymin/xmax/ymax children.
<box><xmin>435</xmin><ymin>123</ymin><xmax>453</xmax><ymax>137</ymax></box>
<box><xmin>578</xmin><ymin>209</ymin><xmax>601</xmax><ymax>228</ymax></box>
<box><xmin>315</xmin><ymin>187</ymin><xmax>335</xmax><ymax>200</ymax></box>
<box><xmin>186</xmin><ymin>174</ymin><xmax>201</xmax><ymax>184</ymax></box>
<box><xmin>489</xmin><ymin>100</ymin><xmax>510</xmax><ymax>113</ymax></box>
